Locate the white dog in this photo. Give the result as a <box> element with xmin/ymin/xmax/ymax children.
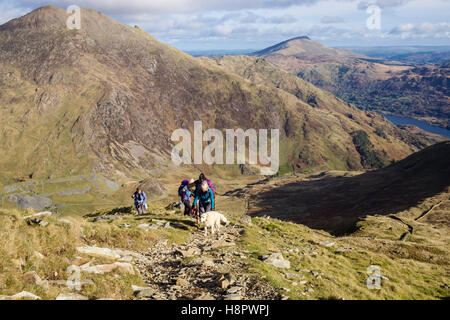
<box><xmin>200</xmin><ymin>211</ymin><xmax>228</xmax><ymax>236</ymax></box>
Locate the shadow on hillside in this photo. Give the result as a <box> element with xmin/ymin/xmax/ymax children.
<box><xmin>248</xmin><ymin>143</ymin><xmax>450</xmax><ymax>235</ymax></box>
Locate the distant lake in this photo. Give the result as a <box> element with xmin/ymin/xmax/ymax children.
<box><xmin>385</xmin><ymin>114</ymin><xmax>450</xmax><ymax>138</ymax></box>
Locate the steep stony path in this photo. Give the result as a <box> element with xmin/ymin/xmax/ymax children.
<box><xmin>133</xmin><ymin>223</ymin><xmax>280</xmax><ymax>300</ymax></box>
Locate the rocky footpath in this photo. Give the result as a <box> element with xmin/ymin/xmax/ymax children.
<box><xmin>133</xmin><ymin>223</ymin><xmax>280</xmax><ymax>300</ymax></box>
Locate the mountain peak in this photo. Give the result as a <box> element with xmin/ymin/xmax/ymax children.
<box><xmin>0</xmin><ymin>5</ymin><xmax>124</xmax><ymax>36</ymax></box>
<box><xmin>252</xmin><ymin>36</ymin><xmax>363</xmax><ymax>59</ymax></box>
<box><xmin>287</xmin><ymin>36</ymin><xmax>311</xmax><ymax>41</ymax></box>
<box><xmin>0</xmin><ymin>5</ymin><xmax>67</xmax><ymax>31</ymax></box>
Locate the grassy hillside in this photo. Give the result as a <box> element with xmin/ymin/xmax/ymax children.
<box><xmin>1</xmin><ymin>176</ymin><xmax>447</xmax><ymax>300</ymax></box>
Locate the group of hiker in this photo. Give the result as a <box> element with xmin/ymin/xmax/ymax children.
<box><xmin>131</xmin><ymin>173</ymin><xmax>216</xmax><ymax>219</ymax></box>
<box><xmin>179</xmin><ymin>173</ymin><xmax>215</xmax><ymax>218</ymax></box>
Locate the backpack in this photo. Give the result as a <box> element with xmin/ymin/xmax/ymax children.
<box><xmin>135</xmin><ymin>191</ymin><xmax>145</xmax><ymax>202</ymax></box>
<box><xmin>178</xmin><ymin>180</ymin><xmax>190</xmax><ymax>198</ymax></box>
<box><xmin>206</xmin><ymin>179</ymin><xmax>215</xmax><ymax>195</ymax></box>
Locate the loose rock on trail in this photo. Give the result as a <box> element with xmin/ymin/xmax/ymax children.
<box><xmin>133</xmin><ymin>223</ymin><xmax>280</xmax><ymax>300</ymax></box>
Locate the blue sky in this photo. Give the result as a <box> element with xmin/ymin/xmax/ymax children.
<box><xmin>0</xmin><ymin>0</ymin><xmax>449</xmax><ymax>50</ymax></box>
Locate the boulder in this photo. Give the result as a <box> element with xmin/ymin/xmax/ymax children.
<box><xmin>22</xmin><ymin>211</ymin><xmax>53</xmax><ymax>220</ymax></box>
<box><xmin>119</xmin><ymin>255</ymin><xmax>133</xmax><ymax>262</ymax></box>
<box><xmin>135</xmin><ymin>288</ymin><xmax>154</xmax><ymax>298</ymax></box>
<box><xmin>80</xmin><ymin>262</ymin><xmax>135</xmax><ymax>275</ymax></box>
<box><xmin>226</xmin><ymin>286</ymin><xmax>242</xmax><ymax>294</ymax></box>
<box><xmin>39</xmin><ymin>220</ymin><xmax>49</xmax><ymax>227</ymax></box>
<box><xmin>76</xmin><ymin>246</ymin><xmax>121</xmax><ymax>260</ymax></box>
<box><xmin>319</xmin><ymin>241</ymin><xmax>335</xmax><ymax>247</ymax></box>
<box><xmin>176</xmin><ymin>247</ymin><xmax>200</xmax><ymax>258</ymax></box>
<box><xmin>11</xmin><ymin>291</ymin><xmax>41</xmax><ymax>300</ymax></box>
<box><xmin>114</xmin><ymin>262</ymin><xmax>135</xmax><ymax>275</ymax></box>
<box><xmin>219</xmin><ymin>273</ymin><xmax>235</xmax><ymax>289</ymax></box>
<box><xmin>262</xmin><ymin>253</ymin><xmax>290</xmax><ymax>269</ymax></box>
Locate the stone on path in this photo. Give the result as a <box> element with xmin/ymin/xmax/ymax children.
<box><xmin>226</xmin><ymin>286</ymin><xmax>243</xmax><ymax>294</ymax></box>
<box><xmin>223</xmin><ymin>293</ymin><xmax>241</xmax><ymax>300</ymax></box>
<box><xmin>133</xmin><ymin>286</ymin><xmax>154</xmax><ymax>298</ymax></box>
<box><xmin>176</xmin><ymin>247</ymin><xmax>201</xmax><ymax>258</ymax></box>
<box><xmin>175</xmin><ymin>278</ymin><xmax>189</xmax><ymax>287</ymax></box>
<box><xmin>194</xmin><ymin>293</ymin><xmax>215</xmax><ymax>300</ymax></box>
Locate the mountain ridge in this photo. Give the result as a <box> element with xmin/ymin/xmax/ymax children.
<box><xmin>251</xmin><ymin>37</ymin><xmax>450</xmax><ymax>129</ymax></box>
<box><xmin>0</xmin><ymin>6</ymin><xmax>432</xmax><ymax>187</ymax></box>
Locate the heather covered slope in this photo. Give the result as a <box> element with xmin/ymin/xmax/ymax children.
<box><xmin>0</xmin><ymin>6</ymin><xmax>423</xmax><ymax>188</ymax></box>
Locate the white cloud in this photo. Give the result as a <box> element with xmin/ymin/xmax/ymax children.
<box><xmin>1</xmin><ymin>0</ymin><xmax>449</xmax><ymax>48</ymax></box>
<box><xmin>390</xmin><ymin>22</ymin><xmax>450</xmax><ymax>38</ymax></box>
<box><xmin>321</xmin><ymin>16</ymin><xmax>345</xmax><ymax>24</ymax></box>
<box><xmin>9</xmin><ymin>0</ymin><xmax>317</xmax><ymax>15</ymax></box>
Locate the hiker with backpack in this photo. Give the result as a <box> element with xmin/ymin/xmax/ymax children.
<box><xmin>131</xmin><ymin>187</ymin><xmax>147</xmax><ymax>215</ymax></box>
<box><xmin>194</xmin><ymin>173</ymin><xmax>215</xmax><ymax>202</ymax></box>
<box><xmin>193</xmin><ymin>181</ymin><xmax>215</xmax><ymax>216</ymax></box>
<box><xmin>178</xmin><ymin>179</ymin><xmax>195</xmax><ymax>216</ymax></box>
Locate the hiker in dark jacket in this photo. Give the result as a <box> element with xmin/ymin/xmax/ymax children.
<box><xmin>131</xmin><ymin>187</ymin><xmax>147</xmax><ymax>215</ymax></box>
<box><xmin>193</xmin><ymin>181</ymin><xmax>215</xmax><ymax>215</ymax></box>
<box><xmin>179</xmin><ymin>179</ymin><xmax>195</xmax><ymax>216</ymax></box>
<box><xmin>198</xmin><ymin>173</ymin><xmax>215</xmax><ymax>195</ymax></box>
<box><xmin>193</xmin><ymin>173</ymin><xmax>215</xmax><ymax>204</ymax></box>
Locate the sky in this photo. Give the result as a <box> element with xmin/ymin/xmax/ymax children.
<box><xmin>0</xmin><ymin>0</ymin><xmax>449</xmax><ymax>51</ymax></box>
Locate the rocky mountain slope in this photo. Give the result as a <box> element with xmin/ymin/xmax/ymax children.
<box><xmin>252</xmin><ymin>37</ymin><xmax>449</xmax><ymax>129</ymax></box>
<box><xmin>203</xmin><ymin>55</ymin><xmax>445</xmax><ymax>167</ymax></box>
<box><xmin>0</xmin><ymin>6</ymin><xmax>425</xmax><ymax>188</ymax></box>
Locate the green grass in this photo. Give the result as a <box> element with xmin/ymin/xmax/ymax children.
<box><xmin>0</xmin><ymin>207</ymin><xmax>197</xmax><ymax>299</ymax></box>
<box><xmin>238</xmin><ymin>217</ymin><xmax>448</xmax><ymax>300</ymax></box>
